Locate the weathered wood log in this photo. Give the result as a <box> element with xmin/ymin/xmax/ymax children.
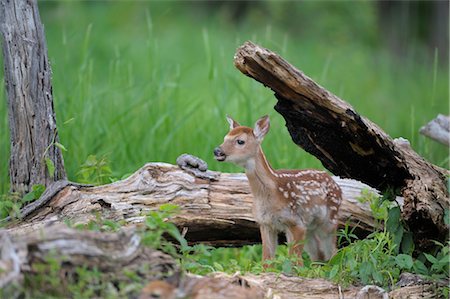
<box><xmin>0</xmin><ymin>224</ymin><xmax>178</xmax><ymax>296</ymax></box>
<box><xmin>4</xmin><ymin>163</ymin><xmax>388</xmax><ymax>246</ymax></box>
<box><xmin>2</xmin><ymin>223</ymin><xmax>441</xmax><ymax>299</ymax></box>
<box><xmin>0</xmin><ymin>0</ymin><xmax>66</xmax><ymax>194</ymax></box>
<box><xmin>419</xmin><ymin>114</ymin><xmax>450</xmax><ymax>147</ymax></box>
<box><xmin>233</xmin><ymin>41</ymin><xmax>449</xmax><ymax>251</ymax></box>
<box><xmin>140</xmin><ymin>272</ymin><xmax>445</xmax><ymax>299</ymax></box>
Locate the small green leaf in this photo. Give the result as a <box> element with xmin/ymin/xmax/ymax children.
<box><xmin>395</xmin><ymin>254</ymin><xmax>413</xmax><ymax>270</ymax></box>
<box><xmin>413</xmin><ymin>259</ymin><xmax>428</xmax><ymax>275</ymax></box>
<box><xmin>213</xmin><ymin>262</ymin><xmax>224</xmax><ymax>272</ymax></box>
<box><xmin>329</xmin><ymin>264</ymin><xmax>339</xmax><ymax>279</ymax></box>
<box><xmin>45</xmin><ymin>158</ymin><xmax>55</xmax><ymax>178</ymax></box>
<box><xmin>423</xmin><ymin>253</ymin><xmax>438</xmax><ymax>264</ymax></box>
<box><xmin>392</xmin><ymin>224</ymin><xmax>404</xmax><ymax>254</ymax></box>
<box><xmin>159</xmin><ymin>203</ymin><xmax>180</xmax><ymax>213</ymax></box>
<box><xmin>54</xmin><ymin>142</ymin><xmax>68</xmax><ymax>152</ymax></box>
<box><xmin>401</xmin><ymin>231</ymin><xmax>414</xmax><ymax>255</ymax></box>
<box><xmin>22</xmin><ymin>192</ymin><xmax>36</xmax><ymax>203</ymax></box>
<box><xmin>372</xmin><ymin>271</ymin><xmax>383</xmax><ymax>284</ymax></box>
<box><xmin>359</xmin><ymin>261</ymin><xmax>372</xmax><ymax>284</ymax></box>
<box><xmin>32</xmin><ymin>184</ymin><xmax>46</xmax><ymax>198</ymax></box>
<box><xmin>386</xmin><ymin>206</ymin><xmax>401</xmax><ymax>233</ymax></box>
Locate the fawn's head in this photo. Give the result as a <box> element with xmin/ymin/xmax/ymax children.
<box><xmin>214</xmin><ymin>115</ymin><xmax>270</xmax><ymax>167</ymax></box>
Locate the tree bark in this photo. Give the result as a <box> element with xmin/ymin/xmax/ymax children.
<box><xmin>233</xmin><ymin>41</ymin><xmax>449</xmax><ymax>251</ymax></box>
<box><xmin>4</xmin><ymin>163</ymin><xmax>388</xmax><ymax>246</ymax></box>
<box><xmin>0</xmin><ymin>0</ymin><xmax>66</xmax><ymax>195</ymax></box>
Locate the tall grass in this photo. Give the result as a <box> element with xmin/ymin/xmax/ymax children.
<box><xmin>0</xmin><ymin>2</ymin><xmax>448</xmax><ymax>194</ymax></box>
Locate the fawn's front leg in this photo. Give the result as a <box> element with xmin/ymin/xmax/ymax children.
<box><xmin>285</xmin><ymin>225</ymin><xmax>306</xmax><ymax>266</ymax></box>
<box><xmin>260</xmin><ymin>225</ymin><xmax>277</xmax><ymax>265</ymax></box>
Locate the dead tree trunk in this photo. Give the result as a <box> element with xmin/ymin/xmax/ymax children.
<box><xmin>234</xmin><ymin>41</ymin><xmax>449</xmax><ymax>251</ymax></box>
<box><xmin>0</xmin><ymin>0</ymin><xmax>66</xmax><ymax>195</ymax></box>
<box><xmin>3</xmin><ymin>163</ymin><xmax>386</xmax><ymax>246</ymax></box>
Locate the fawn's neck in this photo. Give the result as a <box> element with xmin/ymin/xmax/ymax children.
<box><xmin>244</xmin><ymin>146</ymin><xmax>277</xmax><ymax>196</ymax></box>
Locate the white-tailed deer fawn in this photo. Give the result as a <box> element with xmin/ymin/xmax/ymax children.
<box><xmin>214</xmin><ymin>115</ymin><xmax>342</xmax><ymax>265</ymax></box>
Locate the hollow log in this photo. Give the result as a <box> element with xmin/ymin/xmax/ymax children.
<box><xmin>233</xmin><ymin>41</ymin><xmax>449</xmax><ymax>251</ymax></box>
<box><xmin>3</xmin><ymin>163</ymin><xmax>387</xmax><ymax>246</ymax></box>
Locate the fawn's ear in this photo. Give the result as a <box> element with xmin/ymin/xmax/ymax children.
<box><xmin>226</xmin><ymin>115</ymin><xmax>240</xmax><ymax>130</ymax></box>
<box><xmin>254</xmin><ymin>115</ymin><xmax>270</xmax><ymax>142</ymax></box>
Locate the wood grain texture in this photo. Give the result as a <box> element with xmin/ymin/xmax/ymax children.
<box><xmin>141</xmin><ymin>272</ymin><xmax>443</xmax><ymax>299</ymax></box>
<box><xmin>5</xmin><ymin>163</ymin><xmax>391</xmax><ymax>246</ymax></box>
<box><xmin>0</xmin><ymin>224</ymin><xmax>178</xmax><ymax>296</ymax></box>
<box><xmin>0</xmin><ymin>0</ymin><xmax>66</xmax><ymax>194</ymax></box>
<box><xmin>234</xmin><ymin>41</ymin><xmax>449</xmax><ymax>250</ymax></box>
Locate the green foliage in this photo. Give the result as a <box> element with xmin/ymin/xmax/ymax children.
<box><xmin>0</xmin><ymin>184</ymin><xmax>45</xmax><ymax>220</ymax></box>
<box><xmin>67</xmin><ymin>212</ymin><xmax>124</xmax><ymax>232</ymax></box>
<box><xmin>77</xmin><ymin>154</ymin><xmax>114</xmax><ymax>185</ymax></box>
<box><xmin>141</xmin><ymin>203</ymin><xmax>189</xmax><ymax>256</ymax></box>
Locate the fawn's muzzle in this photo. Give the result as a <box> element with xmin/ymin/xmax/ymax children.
<box><xmin>214</xmin><ymin>147</ymin><xmax>226</xmax><ymax>161</ymax></box>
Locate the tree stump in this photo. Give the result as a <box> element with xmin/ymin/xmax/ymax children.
<box><xmin>233</xmin><ymin>41</ymin><xmax>449</xmax><ymax>251</ymax></box>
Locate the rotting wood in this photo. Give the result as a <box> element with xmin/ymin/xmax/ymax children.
<box><xmin>2</xmin><ymin>224</ymin><xmax>442</xmax><ymax>299</ymax></box>
<box><xmin>3</xmin><ymin>162</ymin><xmax>390</xmax><ymax>246</ymax></box>
<box><xmin>0</xmin><ymin>0</ymin><xmax>66</xmax><ymax>195</ymax></box>
<box><xmin>0</xmin><ymin>224</ymin><xmax>178</xmax><ymax>297</ymax></box>
<box><xmin>419</xmin><ymin>114</ymin><xmax>450</xmax><ymax>147</ymax></box>
<box><xmin>139</xmin><ymin>272</ymin><xmax>445</xmax><ymax>299</ymax></box>
<box><xmin>233</xmin><ymin>41</ymin><xmax>449</xmax><ymax>251</ymax></box>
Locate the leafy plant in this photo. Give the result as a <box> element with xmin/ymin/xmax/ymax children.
<box><xmin>141</xmin><ymin>203</ymin><xmax>189</xmax><ymax>256</ymax></box>
<box><xmin>0</xmin><ymin>184</ymin><xmax>45</xmax><ymax>220</ymax></box>
<box><xmin>77</xmin><ymin>154</ymin><xmax>113</xmax><ymax>185</ymax></box>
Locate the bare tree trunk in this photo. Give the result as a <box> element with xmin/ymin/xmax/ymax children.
<box><xmin>0</xmin><ymin>0</ymin><xmax>66</xmax><ymax>195</ymax></box>
<box><xmin>233</xmin><ymin>41</ymin><xmax>449</xmax><ymax>251</ymax></box>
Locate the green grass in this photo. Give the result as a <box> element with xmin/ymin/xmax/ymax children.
<box><xmin>0</xmin><ymin>2</ymin><xmax>448</xmax><ymax>193</ymax></box>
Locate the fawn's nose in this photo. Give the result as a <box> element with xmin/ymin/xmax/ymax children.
<box><xmin>214</xmin><ymin>147</ymin><xmax>226</xmax><ymax>161</ymax></box>
<box><xmin>214</xmin><ymin>147</ymin><xmax>223</xmax><ymax>157</ymax></box>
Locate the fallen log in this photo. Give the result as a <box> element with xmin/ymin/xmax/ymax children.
<box><xmin>0</xmin><ymin>224</ymin><xmax>178</xmax><ymax>296</ymax></box>
<box><xmin>4</xmin><ymin>162</ymin><xmax>387</xmax><ymax>246</ymax></box>
<box><xmin>139</xmin><ymin>272</ymin><xmax>445</xmax><ymax>299</ymax></box>
<box><xmin>233</xmin><ymin>41</ymin><xmax>449</xmax><ymax>251</ymax></box>
<box><xmin>2</xmin><ymin>224</ymin><xmax>442</xmax><ymax>299</ymax></box>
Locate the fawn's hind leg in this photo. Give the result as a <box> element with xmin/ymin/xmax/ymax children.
<box><xmin>305</xmin><ymin>222</ymin><xmax>337</xmax><ymax>261</ymax></box>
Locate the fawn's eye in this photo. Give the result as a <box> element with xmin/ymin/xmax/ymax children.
<box><xmin>236</xmin><ymin>139</ymin><xmax>245</xmax><ymax>145</ymax></box>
